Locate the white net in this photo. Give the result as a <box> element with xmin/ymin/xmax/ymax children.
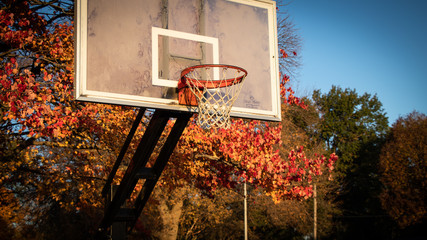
<box><xmin>181</xmin><ymin>64</ymin><xmax>247</xmax><ymax>129</ymax></box>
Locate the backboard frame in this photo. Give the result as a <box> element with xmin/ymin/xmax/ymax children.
<box><xmin>74</xmin><ymin>0</ymin><xmax>281</xmax><ymax>121</ymax></box>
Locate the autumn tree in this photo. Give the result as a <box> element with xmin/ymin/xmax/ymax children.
<box><xmin>278</xmin><ymin>98</ymin><xmax>341</xmax><ymax>238</ymax></box>
<box><xmin>379</xmin><ymin>111</ymin><xmax>427</xmax><ymax>229</ymax></box>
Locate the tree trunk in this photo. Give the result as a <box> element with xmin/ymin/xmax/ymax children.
<box><xmin>155</xmin><ymin>191</ymin><xmax>185</xmax><ymax>240</ymax></box>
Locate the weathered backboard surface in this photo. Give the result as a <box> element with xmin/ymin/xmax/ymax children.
<box><xmin>75</xmin><ymin>0</ymin><xmax>281</xmax><ymax>121</ymax></box>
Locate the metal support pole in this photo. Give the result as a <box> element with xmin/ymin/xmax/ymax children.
<box><xmin>314</xmin><ymin>184</ymin><xmax>317</xmax><ymax>240</ymax></box>
<box><xmin>244</xmin><ymin>181</ymin><xmax>248</xmax><ymax>240</ymax></box>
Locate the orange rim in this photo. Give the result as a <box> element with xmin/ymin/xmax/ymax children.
<box><xmin>178</xmin><ymin>64</ymin><xmax>247</xmax><ymax>90</ymax></box>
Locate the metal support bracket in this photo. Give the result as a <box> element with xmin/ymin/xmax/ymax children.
<box><xmin>96</xmin><ymin>108</ymin><xmax>192</xmax><ymax>239</ymax></box>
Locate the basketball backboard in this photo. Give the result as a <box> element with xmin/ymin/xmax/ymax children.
<box><xmin>74</xmin><ymin>0</ymin><xmax>281</xmax><ymax>121</ymax></box>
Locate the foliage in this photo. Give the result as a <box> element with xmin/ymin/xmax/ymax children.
<box><xmin>171</xmin><ymin>119</ymin><xmax>336</xmax><ymax>202</ymax></box>
<box><xmin>312</xmin><ymin>85</ymin><xmax>388</xmax><ymax>176</ymax></box>
<box><xmin>177</xmin><ymin>186</ymin><xmax>239</xmax><ymax>240</ymax></box>
<box><xmin>379</xmin><ymin>111</ymin><xmax>427</xmax><ymax>228</ymax></box>
<box><xmin>278</xmin><ymin>99</ymin><xmax>341</xmax><ymax>239</ymax></box>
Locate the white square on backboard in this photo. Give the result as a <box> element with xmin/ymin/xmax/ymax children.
<box><xmin>151</xmin><ymin>27</ymin><xmax>219</xmax><ymax>88</ymax></box>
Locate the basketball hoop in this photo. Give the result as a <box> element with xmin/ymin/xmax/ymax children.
<box><xmin>178</xmin><ymin>64</ymin><xmax>248</xmax><ymax>129</ymax></box>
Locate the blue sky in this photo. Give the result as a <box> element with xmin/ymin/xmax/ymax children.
<box><xmin>284</xmin><ymin>0</ymin><xmax>427</xmax><ymax>124</ymax></box>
